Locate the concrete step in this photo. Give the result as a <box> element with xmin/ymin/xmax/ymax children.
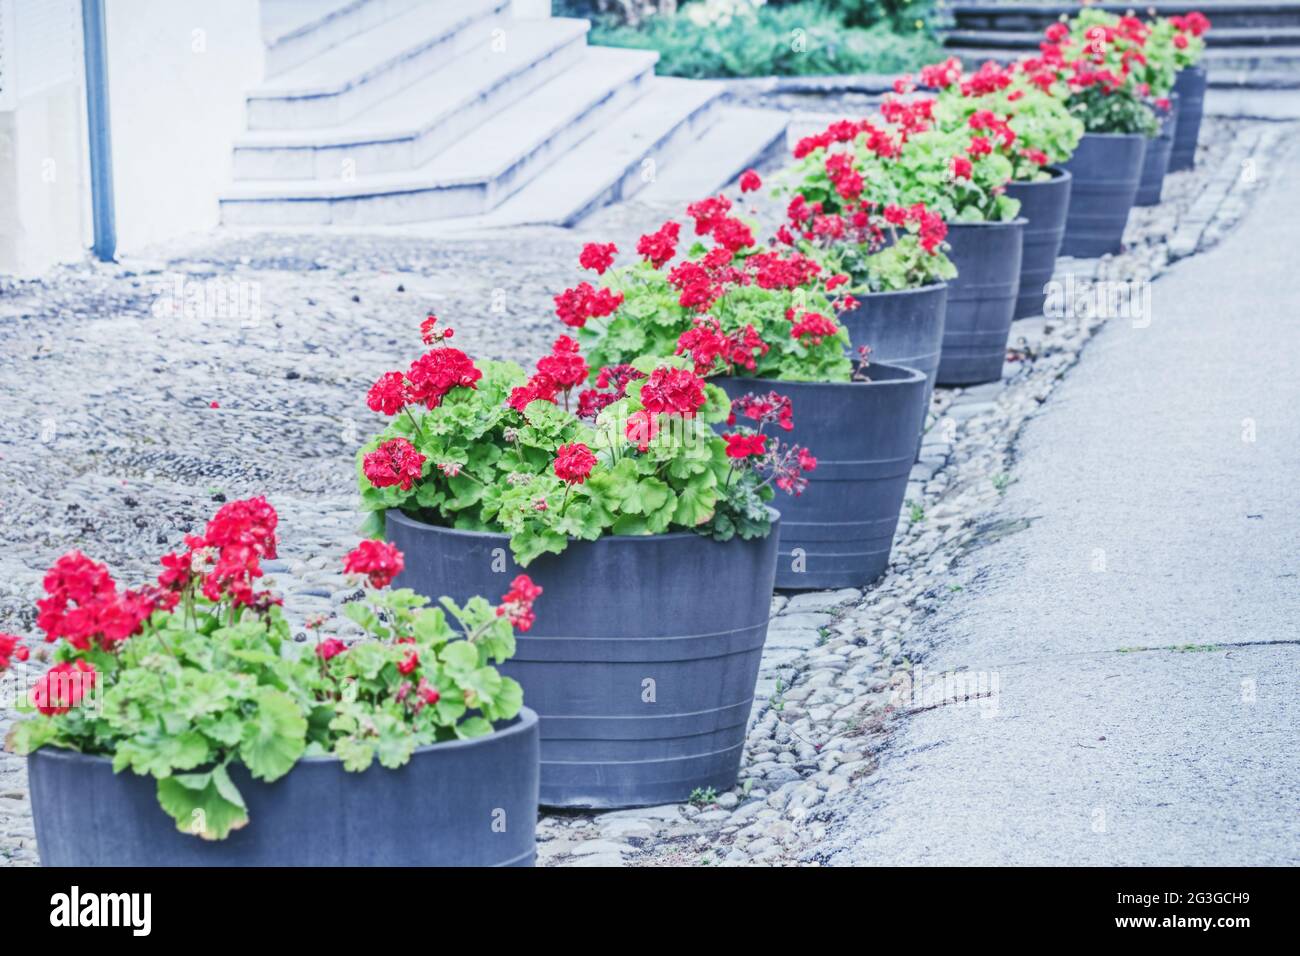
<box><xmin>234</xmin><ymin>18</ymin><xmax>591</xmax><ymax>180</ymax></box>
<box><xmin>221</xmin><ymin>47</ymin><xmax>659</xmax><ymax>225</ymax></box>
<box><xmin>949</xmin><ymin>2</ymin><xmax>1300</xmax><ymax>33</ymax></box>
<box><xmin>247</xmin><ymin>0</ymin><xmax>510</xmax><ymax>130</ymax></box>
<box><xmin>261</xmin><ymin>0</ymin><xmax>426</xmax><ymax>79</ymax></box>
<box><xmin>482</xmin><ymin>76</ymin><xmax>726</xmax><ymax>227</ymax></box>
<box><xmin>637</xmin><ymin>105</ymin><xmax>788</xmax><ymax>204</ymax></box>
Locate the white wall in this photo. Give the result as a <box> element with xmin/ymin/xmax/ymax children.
<box><xmin>0</xmin><ymin>0</ymin><xmax>89</xmax><ymax>277</ymax></box>
<box><xmin>104</xmin><ymin>0</ymin><xmax>263</xmax><ymax>254</ymax></box>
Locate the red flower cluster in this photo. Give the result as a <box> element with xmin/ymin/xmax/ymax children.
<box><xmin>739</xmin><ymin>169</ymin><xmax>762</xmax><ymax>192</ymax></box>
<box><xmin>577</xmin><ymin>364</ymin><xmax>645</xmax><ymax>420</ymax></box>
<box><xmin>1171</xmin><ymin>12</ymin><xmax>1210</xmax><ymax>36</ymax></box>
<box><xmin>31</xmin><ymin>659</ymin><xmax>96</xmax><ymax>716</ymax></box>
<box><xmin>363</xmin><ymin>437</ymin><xmax>426</xmax><ymax>492</ymax></box>
<box><xmin>367</xmin><ymin>340</ymin><xmax>482</xmax><ymax>416</ymax></box>
<box><xmin>723</xmin><ymin>432</ymin><xmax>767</xmax><ymax>459</ymax></box>
<box><xmin>497</xmin><ymin>574</ymin><xmax>542</xmax><ymax>632</ymax></box>
<box><xmin>157</xmin><ymin>496</ymin><xmax>281</xmax><ymax>609</ymax></box>
<box><xmin>624</xmin><ymin>409</ymin><xmax>660</xmax><ymax>452</ymax></box>
<box><xmin>316</xmin><ymin>638</ymin><xmax>346</xmax><ymax>662</ymax></box>
<box><xmin>674</xmin><ymin>317</ymin><xmax>769</xmax><ymax>377</ymax></box>
<box><xmin>636</xmin><ymin>220</ymin><xmax>681</xmax><ymax>269</ymax></box>
<box><xmin>789</xmin><ymin>311</ymin><xmax>839</xmax><ymax>345</ymax></box>
<box><xmin>406</xmin><ymin>347</ymin><xmax>482</xmax><ymax>409</ymax></box>
<box><xmin>579</xmin><ymin>242</ymin><xmax>618</xmax><ymax>275</ymax></box>
<box><xmin>510</xmin><ymin>336</ymin><xmax>591</xmax><ymax>412</ymax></box>
<box><xmin>639</xmin><ymin>366</ymin><xmax>708</xmax><ymax>418</ymax></box>
<box><xmin>554</xmin><ymin>281</ymin><xmax>624</xmax><ymax>328</ymax></box>
<box><xmin>0</xmin><ymin>632</ymin><xmax>29</xmax><ymax>672</ymax></box>
<box><xmin>36</xmin><ymin>551</ymin><xmax>170</xmax><ymax>652</ymax></box>
<box><xmin>727</xmin><ymin>390</ymin><xmax>795</xmax><ymax>432</ymax></box>
<box><xmin>553</xmin><ymin>442</ymin><xmax>597</xmax><ymax>485</ymax></box>
<box><xmin>535</xmin><ymin>336</ymin><xmax>588</xmax><ymax>391</ymax></box>
<box><xmin>420</xmin><ymin>314</ymin><xmax>454</xmax><ymax>344</ymax></box>
<box><xmin>792</xmin><ymin>117</ymin><xmax>889</xmax><ymax>160</ymax></box>
<box><xmin>343</xmin><ymin>539</ymin><xmax>405</xmax><ymax>589</ymax></box>
<box><xmin>686</xmin><ymin>195</ymin><xmax>732</xmax><ymax>235</ymax></box>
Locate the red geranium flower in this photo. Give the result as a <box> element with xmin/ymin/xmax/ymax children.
<box><xmin>316</xmin><ymin>638</ymin><xmax>347</xmax><ymax>662</ymax></box>
<box><xmin>553</xmin><ymin>442</ymin><xmax>597</xmax><ymax>485</ymax></box>
<box><xmin>31</xmin><ymin>660</ymin><xmax>96</xmax><ymax>716</ymax></box>
<box><xmin>363</xmin><ymin>438</ymin><xmax>426</xmax><ymax>491</ymax></box>
<box><xmin>723</xmin><ymin>432</ymin><xmax>768</xmax><ymax>459</ymax></box>
<box><xmin>739</xmin><ymin>169</ymin><xmax>762</xmax><ymax>193</ymax></box>
<box><xmin>0</xmin><ymin>633</ymin><xmax>29</xmax><ymax>672</ymax></box>
<box><xmin>405</xmin><ymin>347</ymin><xmax>481</xmax><ymax>409</ymax></box>
<box><xmin>497</xmin><ymin>574</ymin><xmax>542</xmax><ymax>632</ymax></box>
<box><xmin>639</xmin><ymin>366</ymin><xmax>707</xmax><ymax>418</ymax></box>
<box><xmin>343</xmin><ymin>539</ymin><xmax>405</xmax><ymax>589</ymax></box>
<box><xmin>367</xmin><ymin>370</ymin><xmax>409</xmax><ymax>416</ymax></box>
<box><xmin>636</xmin><ymin>221</ymin><xmax>680</xmax><ymax>269</ymax></box>
<box><xmin>579</xmin><ymin>242</ymin><xmax>618</xmax><ymax>275</ymax></box>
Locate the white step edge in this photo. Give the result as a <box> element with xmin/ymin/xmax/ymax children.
<box><xmin>263</xmin><ymin>0</ymin><xmax>427</xmax><ymax>80</ymax></box>
<box><xmin>247</xmin><ymin>0</ymin><xmax>511</xmax><ymax>130</ymax></box>
<box><xmin>235</xmin><ymin>19</ymin><xmax>591</xmax><ymax>180</ymax></box>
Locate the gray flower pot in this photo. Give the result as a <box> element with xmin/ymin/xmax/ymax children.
<box><xmin>26</xmin><ymin>708</ymin><xmax>540</xmax><ymax>866</ymax></box>
<box><xmin>386</xmin><ymin>510</ymin><xmax>780</xmax><ymax>809</ymax></box>
<box><xmin>1006</xmin><ymin>167</ymin><xmax>1072</xmax><ymax>319</ymax></box>
<box><xmin>837</xmin><ymin>282</ymin><xmax>947</xmax><ymax>415</ymax></box>
<box><xmin>1060</xmin><ymin>133</ymin><xmax>1147</xmax><ymax>258</ymax></box>
<box><xmin>1136</xmin><ymin>95</ymin><xmax>1180</xmax><ymax>207</ymax></box>
<box><xmin>937</xmin><ymin>219</ymin><xmax>1025</xmax><ymax>386</ymax></box>
<box><xmin>719</xmin><ymin>363</ymin><xmax>927</xmax><ymax>590</ymax></box>
<box><xmin>1169</xmin><ymin>65</ymin><xmax>1207</xmax><ymax>172</ymax></box>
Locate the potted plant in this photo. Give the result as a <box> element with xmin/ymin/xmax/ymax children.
<box><xmin>831</xmin><ymin>95</ymin><xmax>1025</xmax><ymax>386</ymax></box>
<box><xmin>1118</xmin><ymin>14</ymin><xmax>1181</xmax><ymax>206</ymax></box>
<box><xmin>4</xmin><ymin>498</ymin><xmax>540</xmax><ymax>866</ymax></box>
<box><xmin>1029</xmin><ymin>11</ymin><xmax>1159</xmax><ymax>257</ymax></box>
<box><xmin>777</xmin><ymin>137</ymin><xmax>954</xmax><ymax>413</ymax></box>
<box><xmin>550</xmin><ymin>196</ymin><xmax>927</xmax><ymax>591</ymax></box>
<box><xmin>356</xmin><ymin>316</ymin><xmax>803</xmax><ymax>807</ymax></box>
<box><xmin>1153</xmin><ymin>12</ymin><xmax>1212</xmax><ymax>172</ymax></box>
<box><xmin>914</xmin><ymin>57</ymin><xmax>1083</xmax><ymax>319</ymax></box>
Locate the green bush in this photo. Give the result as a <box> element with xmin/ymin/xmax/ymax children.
<box><xmin>578</xmin><ymin>2</ymin><xmax>940</xmax><ymax>79</ymax></box>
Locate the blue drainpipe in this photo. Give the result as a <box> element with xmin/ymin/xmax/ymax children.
<box><xmin>81</xmin><ymin>0</ymin><xmax>115</xmax><ymax>261</ymax></box>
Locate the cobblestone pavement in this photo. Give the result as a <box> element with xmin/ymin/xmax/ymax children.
<box><xmin>0</xmin><ymin>116</ymin><xmax>1285</xmax><ymax>866</ymax></box>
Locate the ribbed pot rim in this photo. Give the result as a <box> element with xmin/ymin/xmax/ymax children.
<box><xmin>30</xmin><ymin>706</ymin><xmax>540</xmax><ymax>768</ymax></box>
<box><xmin>1080</xmin><ymin>131</ymin><xmax>1149</xmax><ymax>142</ymax></box>
<box><xmin>850</xmin><ymin>280</ymin><xmax>948</xmax><ymax>298</ymax></box>
<box><xmin>726</xmin><ymin>362</ymin><xmax>927</xmax><ymax>391</ymax></box>
<box><xmin>1176</xmin><ymin>63</ymin><xmax>1207</xmax><ymax>77</ymax></box>
<box><xmin>1010</xmin><ymin>165</ymin><xmax>1073</xmax><ymax>187</ymax></box>
<box><xmin>388</xmin><ymin>504</ymin><xmax>781</xmax><ymax>546</ymax></box>
<box><xmin>946</xmin><ymin>217</ymin><xmax>1028</xmax><ymax>229</ymax></box>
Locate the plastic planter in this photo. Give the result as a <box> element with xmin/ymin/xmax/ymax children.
<box><xmin>1169</xmin><ymin>65</ymin><xmax>1207</xmax><ymax>172</ymax></box>
<box><xmin>837</xmin><ymin>282</ymin><xmax>948</xmax><ymax>414</ymax></box>
<box><xmin>1005</xmin><ymin>167</ymin><xmax>1072</xmax><ymax>320</ymax></box>
<box><xmin>937</xmin><ymin>219</ymin><xmax>1025</xmax><ymax>386</ymax></box>
<box><xmin>27</xmin><ymin>709</ymin><xmax>540</xmax><ymax>867</ymax></box>
<box><xmin>718</xmin><ymin>363</ymin><xmax>927</xmax><ymax>590</ymax></box>
<box><xmin>1136</xmin><ymin>96</ymin><xmax>1179</xmax><ymax>207</ymax></box>
<box><xmin>1060</xmin><ymin>133</ymin><xmax>1147</xmax><ymax>258</ymax></box>
<box><xmin>386</xmin><ymin>510</ymin><xmax>780</xmax><ymax>809</ymax></box>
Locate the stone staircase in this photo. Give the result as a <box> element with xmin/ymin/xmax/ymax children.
<box><xmin>220</xmin><ymin>0</ymin><xmax>788</xmax><ymax>228</ymax></box>
<box><xmin>939</xmin><ymin>2</ymin><xmax>1300</xmax><ymax>88</ymax></box>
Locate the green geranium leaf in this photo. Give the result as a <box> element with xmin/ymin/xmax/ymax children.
<box><xmin>156</xmin><ymin>768</ymin><xmax>249</xmax><ymax>841</ymax></box>
<box><xmin>239</xmin><ymin>688</ymin><xmax>307</xmax><ymax>782</ymax></box>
